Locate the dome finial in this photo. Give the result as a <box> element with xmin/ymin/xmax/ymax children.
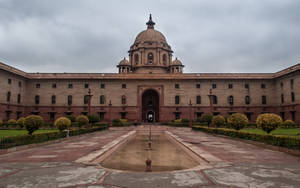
<box><xmin>146</xmin><ymin>14</ymin><xmax>155</xmax><ymax>29</ymax></box>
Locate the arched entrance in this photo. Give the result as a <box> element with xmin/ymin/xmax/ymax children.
<box><xmin>142</xmin><ymin>89</ymin><xmax>159</xmax><ymax>122</ymax></box>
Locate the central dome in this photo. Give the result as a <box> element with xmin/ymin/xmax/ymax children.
<box><xmin>134</xmin><ymin>29</ymin><xmax>167</xmax><ymax>44</ymax></box>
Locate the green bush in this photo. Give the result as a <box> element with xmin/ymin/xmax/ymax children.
<box><xmin>181</xmin><ymin>118</ymin><xmax>190</xmax><ymax>123</ymax></box>
<box><xmin>192</xmin><ymin>126</ymin><xmax>300</xmax><ymax>150</ymax></box>
<box><xmin>199</xmin><ymin>114</ymin><xmax>213</xmax><ymax>125</ymax></box>
<box><xmin>7</xmin><ymin>119</ymin><xmax>17</xmax><ymax>126</ymax></box>
<box><xmin>87</xmin><ymin>114</ymin><xmax>100</xmax><ymax>124</ymax></box>
<box><xmin>65</xmin><ymin>115</ymin><xmax>76</xmax><ymax>122</ymax></box>
<box><xmin>16</xmin><ymin>117</ymin><xmax>25</xmax><ymax>129</ymax></box>
<box><xmin>54</xmin><ymin>117</ymin><xmax>71</xmax><ymax>132</ymax></box>
<box><xmin>246</xmin><ymin>123</ymin><xmax>257</xmax><ymax>128</ymax></box>
<box><xmin>212</xmin><ymin>115</ymin><xmax>226</xmax><ymax>127</ymax></box>
<box><xmin>227</xmin><ymin>113</ymin><xmax>248</xmax><ymax>130</ymax></box>
<box><xmin>281</xmin><ymin>120</ymin><xmax>295</xmax><ymax>128</ymax></box>
<box><xmin>93</xmin><ymin>122</ymin><xmax>109</xmax><ymax>128</ymax></box>
<box><xmin>24</xmin><ymin>115</ymin><xmax>44</xmax><ymax>135</ymax></box>
<box><xmin>112</xmin><ymin>119</ymin><xmax>122</xmax><ymax>126</ymax></box>
<box><xmin>0</xmin><ymin>120</ymin><xmax>2</xmax><ymax>127</ymax></box>
<box><xmin>256</xmin><ymin>113</ymin><xmax>282</xmax><ymax>134</ymax></box>
<box><xmin>76</xmin><ymin>115</ymin><xmax>89</xmax><ymax>127</ymax></box>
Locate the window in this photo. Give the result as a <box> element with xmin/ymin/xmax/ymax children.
<box><xmin>100</xmin><ymin>95</ymin><xmax>105</xmax><ymax>104</ymax></box>
<box><xmin>245</xmin><ymin>83</ymin><xmax>249</xmax><ymax>89</ymax></box>
<box><xmin>280</xmin><ymin>82</ymin><xmax>283</xmax><ymax>88</ymax></box>
<box><xmin>7</xmin><ymin>91</ymin><xmax>11</xmax><ymax>102</ymax></box>
<box><xmin>262</xmin><ymin>95</ymin><xmax>267</xmax><ymax>105</ymax></box>
<box><xmin>196</xmin><ymin>96</ymin><xmax>201</xmax><ymax>104</ymax></box>
<box><xmin>100</xmin><ymin>83</ymin><xmax>105</xmax><ymax>89</ymax></box>
<box><xmin>175</xmin><ymin>84</ymin><xmax>180</xmax><ymax>89</ymax></box>
<box><xmin>8</xmin><ymin>78</ymin><xmax>11</xmax><ymax>84</ymax></box>
<box><xmin>175</xmin><ymin>113</ymin><xmax>180</xmax><ymax>120</ymax></box>
<box><xmin>245</xmin><ymin>95</ymin><xmax>250</xmax><ymax>105</ymax></box>
<box><xmin>213</xmin><ymin>95</ymin><xmax>218</xmax><ymax>104</ymax></box>
<box><xmin>35</xmin><ymin>95</ymin><xmax>40</xmax><ymax>105</ymax></box>
<box><xmin>16</xmin><ymin>112</ymin><xmax>22</xmax><ymax>119</ymax></box>
<box><xmin>84</xmin><ymin>95</ymin><xmax>89</xmax><ymax>104</ymax></box>
<box><xmin>196</xmin><ymin>84</ymin><xmax>200</xmax><ymax>88</ymax></box>
<box><xmin>280</xmin><ymin>112</ymin><xmax>285</xmax><ymax>120</ymax></box>
<box><xmin>18</xmin><ymin>81</ymin><xmax>22</xmax><ymax>87</ymax></box>
<box><xmin>290</xmin><ymin>79</ymin><xmax>294</xmax><ymax>89</ymax></box>
<box><xmin>52</xmin><ymin>83</ymin><xmax>57</xmax><ymax>88</ymax></box>
<box><xmin>162</xmin><ymin>54</ymin><xmax>167</xmax><ymax>64</ymax></box>
<box><xmin>51</xmin><ymin>95</ymin><xmax>56</xmax><ymax>104</ymax></box>
<box><xmin>281</xmin><ymin>94</ymin><xmax>284</xmax><ymax>104</ymax></box>
<box><xmin>291</xmin><ymin>92</ymin><xmax>295</xmax><ymax>102</ymax></box>
<box><xmin>148</xmin><ymin>52</ymin><xmax>153</xmax><ymax>64</ymax></box>
<box><xmin>291</xmin><ymin>111</ymin><xmax>295</xmax><ymax>121</ymax></box>
<box><xmin>121</xmin><ymin>112</ymin><xmax>126</xmax><ymax>119</ymax></box>
<box><xmin>175</xmin><ymin>96</ymin><xmax>180</xmax><ymax>104</ymax></box>
<box><xmin>68</xmin><ymin>83</ymin><xmax>73</xmax><ymax>88</ymax></box>
<box><xmin>99</xmin><ymin>112</ymin><xmax>105</xmax><ymax>120</ymax></box>
<box><xmin>36</xmin><ymin>83</ymin><xmax>40</xmax><ymax>88</ymax></box>
<box><xmin>122</xmin><ymin>84</ymin><xmax>126</xmax><ymax>89</ymax></box>
<box><xmin>84</xmin><ymin>83</ymin><xmax>89</xmax><ymax>88</ymax></box>
<box><xmin>228</xmin><ymin>84</ymin><xmax>233</xmax><ymax>89</ymax></box>
<box><xmin>134</xmin><ymin>54</ymin><xmax>139</xmax><ymax>64</ymax></box>
<box><xmin>68</xmin><ymin>95</ymin><xmax>72</xmax><ymax>105</ymax></box>
<box><xmin>121</xmin><ymin>95</ymin><xmax>126</xmax><ymax>104</ymax></box>
<box><xmin>245</xmin><ymin>113</ymin><xmax>251</xmax><ymax>121</ymax></box>
<box><xmin>17</xmin><ymin>94</ymin><xmax>21</xmax><ymax>104</ymax></box>
<box><xmin>261</xmin><ymin>83</ymin><xmax>266</xmax><ymax>89</ymax></box>
<box><xmin>49</xmin><ymin>112</ymin><xmax>55</xmax><ymax>121</ymax></box>
<box><xmin>228</xmin><ymin>96</ymin><xmax>234</xmax><ymax>105</ymax></box>
<box><xmin>212</xmin><ymin>84</ymin><xmax>217</xmax><ymax>89</ymax></box>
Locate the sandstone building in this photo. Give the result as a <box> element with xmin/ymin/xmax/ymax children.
<box><xmin>0</xmin><ymin>15</ymin><xmax>299</xmax><ymax>123</ymax></box>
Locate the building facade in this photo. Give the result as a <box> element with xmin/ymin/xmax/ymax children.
<box><xmin>1</xmin><ymin>16</ymin><xmax>299</xmax><ymax>123</ymax></box>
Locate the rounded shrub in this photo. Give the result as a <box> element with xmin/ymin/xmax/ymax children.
<box><xmin>17</xmin><ymin>117</ymin><xmax>25</xmax><ymax>129</ymax></box>
<box><xmin>54</xmin><ymin>117</ymin><xmax>71</xmax><ymax>131</ymax></box>
<box><xmin>7</xmin><ymin>119</ymin><xmax>17</xmax><ymax>126</ymax></box>
<box><xmin>65</xmin><ymin>115</ymin><xmax>76</xmax><ymax>122</ymax></box>
<box><xmin>256</xmin><ymin>113</ymin><xmax>282</xmax><ymax>134</ymax></box>
<box><xmin>212</xmin><ymin>115</ymin><xmax>225</xmax><ymax>127</ymax></box>
<box><xmin>281</xmin><ymin>120</ymin><xmax>295</xmax><ymax>128</ymax></box>
<box><xmin>24</xmin><ymin>115</ymin><xmax>44</xmax><ymax>135</ymax></box>
<box><xmin>112</xmin><ymin>119</ymin><xmax>122</xmax><ymax>126</ymax></box>
<box><xmin>227</xmin><ymin>113</ymin><xmax>248</xmax><ymax>130</ymax></box>
<box><xmin>76</xmin><ymin>115</ymin><xmax>89</xmax><ymax>127</ymax></box>
<box><xmin>87</xmin><ymin>114</ymin><xmax>100</xmax><ymax>124</ymax></box>
<box><xmin>0</xmin><ymin>119</ymin><xmax>3</xmax><ymax>127</ymax></box>
<box><xmin>199</xmin><ymin>114</ymin><xmax>213</xmax><ymax>125</ymax></box>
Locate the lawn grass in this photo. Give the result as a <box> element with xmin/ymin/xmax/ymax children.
<box><xmin>241</xmin><ymin>128</ymin><xmax>300</xmax><ymax>136</ymax></box>
<box><xmin>0</xmin><ymin>129</ymin><xmax>58</xmax><ymax>138</ymax></box>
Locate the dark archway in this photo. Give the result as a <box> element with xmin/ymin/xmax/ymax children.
<box><xmin>142</xmin><ymin>89</ymin><xmax>159</xmax><ymax>122</ymax></box>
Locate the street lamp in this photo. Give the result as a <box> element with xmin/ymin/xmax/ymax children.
<box><xmin>87</xmin><ymin>89</ymin><xmax>93</xmax><ymax>115</ymax></box>
<box><xmin>207</xmin><ymin>89</ymin><xmax>213</xmax><ymax>127</ymax></box>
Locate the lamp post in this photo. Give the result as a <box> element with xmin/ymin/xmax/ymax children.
<box><xmin>189</xmin><ymin>99</ymin><xmax>193</xmax><ymax>127</ymax></box>
<box><xmin>207</xmin><ymin>89</ymin><xmax>213</xmax><ymax>127</ymax></box>
<box><xmin>87</xmin><ymin>89</ymin><xmax>93</xmax><ymax>115</ymax></box>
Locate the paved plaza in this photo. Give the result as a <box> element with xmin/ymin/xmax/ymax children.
<box><xmin>0</xmin><ymin>126</ymin><xmax>299</xmax><ymax>188</ymax></box>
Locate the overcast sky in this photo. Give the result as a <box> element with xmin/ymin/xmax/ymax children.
<box><xmin>0</xmin><ymin>0</ymin><xmax>299</xmax><ymax>73</ymax></box>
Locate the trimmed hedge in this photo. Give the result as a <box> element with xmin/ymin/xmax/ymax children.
<box><xmin>0</xmin><ymin>125</ymin><xmax>108</xmax><ymax>149</ymax></box>
<box><xmin>192</xmin><ymin>126</ymin><xmax>300</xmax><ymax>150</ymax></box>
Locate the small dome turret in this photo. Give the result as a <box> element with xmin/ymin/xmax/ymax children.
<box><xmin>170</xmin><ymin>58</ymin><xmax>183</xmax><ymax>66</ymax></box>
<box><xmin>119</xmin><ymin>57</ymin><xmax>130</xmax><ymax>66</ymax></box>
<box><xmin>117</xmin><ymin>57</ymin><xmax>131</xmax><ymax>74</ymax></box>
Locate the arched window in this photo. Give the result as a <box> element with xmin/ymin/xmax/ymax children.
<box><xmin>35</xmin><ymin>95</ymin><xmax>40</xmax><ymax>105</ymax></box>
<box><xmin>17</xmin><ymin>94</ymin><xmax>21</xmax><ymax>104</ymax></box>
<box><xmin>148</xmin><ymin>52</ymin><xmax>153</xmax><ymax>64</ymax></box>
<box><xmin>162</xmin><ymin>54</ymin><xmax>167</xmax><ymax>64</ymax></box>
<box><xmin>245</xmin><ymin>95</ymin><xmax>250</xmax><ymax>105</ymax></box>
<box><xmin>228</xmin><ymin>96</ymin><xmax>234</xmax><ymax>105</ymax></box>
<box><xmin>67</xmin><ymin>95</ymin><xmax>72</xmax><ymax>105</ymax></box>
<box><xmin>51</xmin><ymin>95</ymin><xmax>56</xmax><ymax>104</ymax></box>
<box><xmin>134</xmin><ymin>54</ymin><xmax>139</xmax><ymax>64</ymax></box>
<box><xmin>175</xmin><ymin>96</ymin><xmax>180</xmax><ymax>104</ymax></box>
<box><xmin>213</xmin><ymin>95</ymin><xmax>218</xmax><ymax>104</ymax></box>
<box><xmin>7</xmin><ymin>91</ymin><xmax>11</xmax><ymax>102</ymax></box>
<box><xmin>121</xmin><ymin>95</ymin><xmax>126</xmax><ymax>104</ymax></box>
<box><xmin>196</xmin><ymin>95</ymin><xmax>201</xmax><ymax>104</ymax></box>
<box><xmin>100</xmin><ymin>95</ymin><xmax>105</xmax><ymax>104</ymax></box>
<box><xmin>84</xmin><ymin>95</ymin><xmax>89</xmax><ymax>104</ymax></box>
<box><xmin>291</xmin><ymin>92</ymin><xmax>295</xmax><ymax>102</ymax></box>
<box><xmin>262</xmin><ymin>95</ymin><xmax>267</xmax><ymax>105</ymax></box>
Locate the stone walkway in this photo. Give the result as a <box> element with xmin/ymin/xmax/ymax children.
<box><xmin>0</xmin><ymin>126</ymin><xmax>299</xmax><ymax>188</ymax></box>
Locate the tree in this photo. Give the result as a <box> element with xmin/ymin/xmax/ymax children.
<box><xmin>199</xmin><ymin>114</ymin><xmax>213</xmax><ymax>125</ymax></box>
<box><xmin>17</xmin><ymin>117</ymin><xmax>25</xmax><ymax>129</ymax></box>
<box><xmin>212</xmin><ymin>115</ymin><xmax>225</xmax><ymax>127</ymax></box>
<box><xmin>76</xmin><ymin>115</ymin><xmax>89</xmax><ymax>127</ymax></box>
<box><xmin>24</xmin><ymin>115</ymin><xmax>44</xmax><ymax>135</ymax></box>
<box><xmin>256</xmin><ymin>113</ymin><xmax>282</xmax><ymax>134</ymax></box>
<box><xmin>54</xmin><ymin>117</ymin><xmax>71</xmax><ymax>131</ymax></box>
<box><xmin>227</xmin><ymin>113</ymin><xmax>248</xmax><ymax>130</ymax></box>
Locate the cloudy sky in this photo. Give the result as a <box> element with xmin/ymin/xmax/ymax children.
<box><xmin>0</xmin><ymin>0</ymin><xmax>299</xmax><ymax>73</ymax></box>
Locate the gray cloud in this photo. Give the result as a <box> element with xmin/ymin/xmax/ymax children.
<box><xmin>0</xmin><ymin>0</ymin><xmax>299</xmax><ymax>73</ymax></box>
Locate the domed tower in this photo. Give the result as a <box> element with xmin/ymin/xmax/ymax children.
<box><xmin>128</xmin><ymin>15</ymin><xmax>175</xmax><ymax>74</ymax></box>
<box><xmin>170</xmin><ymin>58</ymin><xmax>184</xmax><ymax>73</ymax></box>
<box><xmin>117</xmin><ymin>58</ymin><xmax>131</xmax><ymax>74</ymax></box>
